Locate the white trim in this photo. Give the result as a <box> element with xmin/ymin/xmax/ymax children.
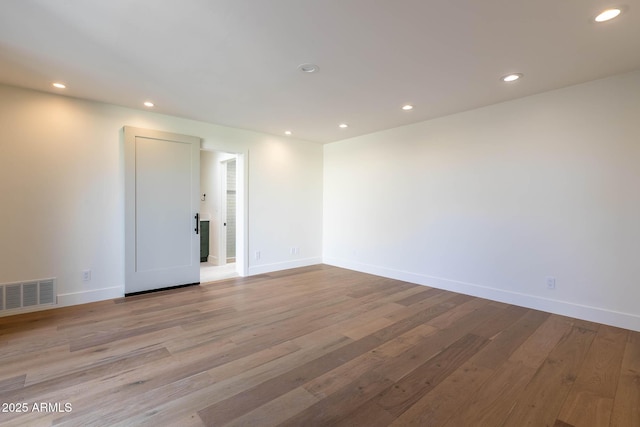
<box><xmin>248</xmin><ymin>257</ymin><xmax>323</xmax><ymax>276</ymax></box>
<box><xmin>207</xmin><ymin>255</ymin><xmax>219</xmax><ymax>264</ymax></box>
<box><xmin>323</xmin><ymin>257</ymin><xmax>640</xmax><ymax>332</ymax></box>
<box><xmin>240</xmin><ymin>151</ymin><xmax>249</xmax><ymax>277</ymax></box>
<box><xmin>57</xmin><ymin>286</ymin><xmax>123</xmax><ymax>307</ymax></box>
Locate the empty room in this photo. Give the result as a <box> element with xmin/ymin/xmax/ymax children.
<box><xmin>1</xmin><ymin>1</ymin><xmax>639</xmax><ymax>426</ymax></box>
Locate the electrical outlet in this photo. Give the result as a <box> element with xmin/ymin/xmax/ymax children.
<box><xmin>255</xmin><ymin>251</ymin><xmax>261</xmax><ymax>260</ymax></box>
<box><xmin>546</xmin><ymin>276</ymin><xmax>556</xmax><ymax>289</ymax></box>
<box><xmin>82</xmin><ymin>270</ymin><xmax>91</xmax><ymax>282</ymax></box>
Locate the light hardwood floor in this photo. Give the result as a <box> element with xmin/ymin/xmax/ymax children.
<box><xmin>0</xmin><ymin>265</ymin><xmax>638</xmax><ymax>426</ymax></box>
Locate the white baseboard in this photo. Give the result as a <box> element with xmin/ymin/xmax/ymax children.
<box><xmin>207</xmin><ymin>255</ymin><xmax>219</xmax><ymax>265</ymax></box>
<box><xmin>57</xmin><ymin>286</ymin><xmax>124</xmax><ymax>307</ymax></box>
<box><xmin>323</xmin><ymin>257</ymin><xmax>640</xmax><ymax>332</ymax></box>
<box><xmin>248</xmin><ymin>257</ymin><xmax>323</xmax><ymax>276</ymax></box>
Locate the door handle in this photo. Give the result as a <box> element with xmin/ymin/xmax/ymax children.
<box><xmin>195</xmin><ymin>213</ymin><xmax>199</xmax><ymax>234</ymax></box>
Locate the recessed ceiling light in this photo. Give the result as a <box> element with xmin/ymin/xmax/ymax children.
<box><xmin>595</xmin><ymin>8</ymin><xmax>622</xmax><ymax>22</ymax></box>
<box><xmin>52</xmin><ymin>82</ymin><xmax>66</xmax><ymax>89</ymax></box>
<box><xmin>143</xmin><ymin>101</ymin><xmax>154</xmax><ymax>107</ymax></box>
<box><xmin>298</xmin><ymin>63</ymin><xmax>319</xmax><ymax>73</ymax></box>
<box><xmin>339</xmin><ymin>123</ymin><xmax>348</xmax><ymax>129</ymax></box>
<box><xmin>501</xmin><ymin>73</ymin><xmax>523</xmax><ymax>82</ymax></box>
<box><xmin>402</xmin><ymin>104</ymin><xmax>414</xmax><ymax>111</ymax></box>
<box><xmin>284</xmin><ymin>130</ymin><xmax>292</xmax><ymax>135</ymax></box>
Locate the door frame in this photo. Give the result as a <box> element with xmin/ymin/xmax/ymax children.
<box><xmin>219</xmin><ymin>157</ymin><xmax>238</xmax><ymax>265</ymax></box>
<box><xmin>201</xmin><ymin>148</ymin><xmax>248</xmax><ymax>277</ymax></box>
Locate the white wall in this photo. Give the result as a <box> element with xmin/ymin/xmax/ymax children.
<box><xmin>0</xmin><ymin>84</ymin><xmax>323</xmax><ymax>310</ymax></box>
<box><xmin>324</xmin><ymin>70</ymin><xmax>640</xmax><ymax>331</ymax></box>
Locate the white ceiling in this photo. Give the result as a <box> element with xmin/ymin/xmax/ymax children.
<box><xmin>1</xmin><ymin>0</ymin><xmax>639</xmax><ymax>144</ymax></box>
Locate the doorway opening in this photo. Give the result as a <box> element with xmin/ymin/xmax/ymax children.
<box><xmin>199</xmin><ymin>149</ymin><xmax>246</xmax><ymax>283</ymax></box>
<box><xmin>221</xmin><ymin>158</ymin><xmax>237</xmax><ymax>264</ymax></box>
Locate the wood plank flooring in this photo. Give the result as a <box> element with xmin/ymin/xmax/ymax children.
<box><xmin>0</xmin><ymin>264</ymin><xmax>637</xmax><ymax>426</ymax></box>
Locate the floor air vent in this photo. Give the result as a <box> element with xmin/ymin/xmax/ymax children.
<box><xmin>0</xmin><ymin>279</ymin><xmax>56</xmax><ymax>313</ymax></box>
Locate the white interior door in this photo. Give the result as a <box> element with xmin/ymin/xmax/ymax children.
<box><xmin>124</xmin><ymin>126</ymin><xmax>200</xmax><ymax>294</ymax></box>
